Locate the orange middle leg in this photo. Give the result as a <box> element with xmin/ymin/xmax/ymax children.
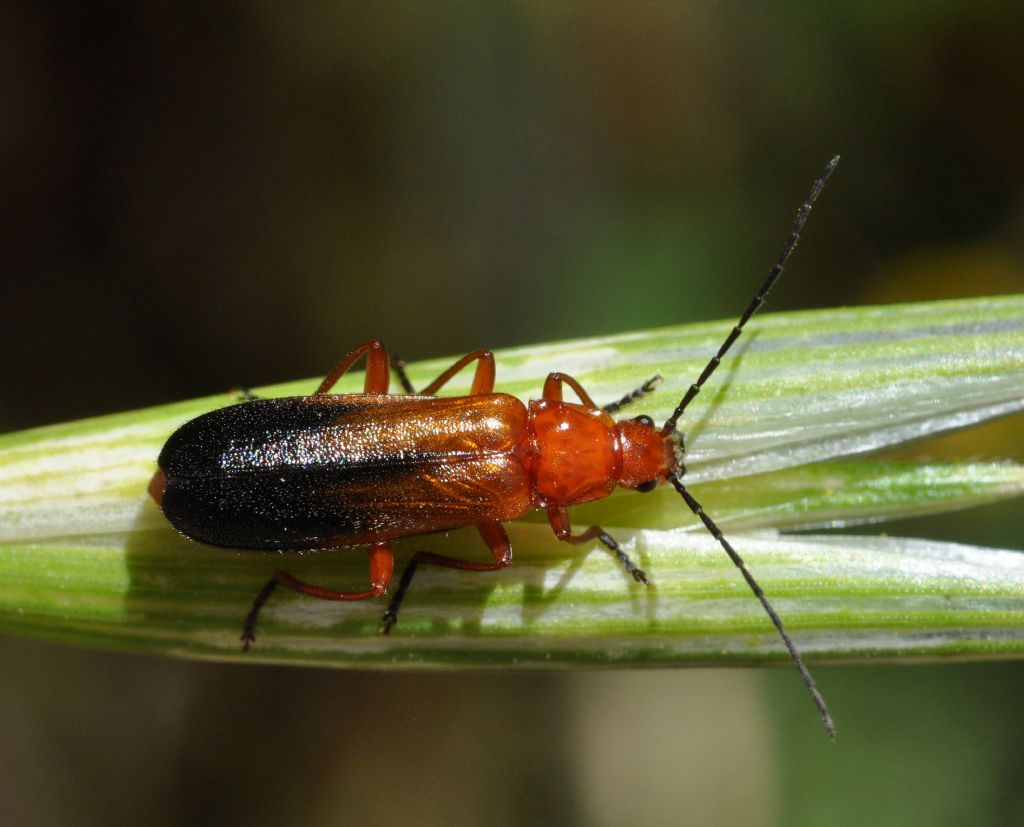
<box><xmin>315</xmin><ymin>340</ymin><xmax>393</xmax><ymax>396</ymax></box>
<box><xmin>388</xmin><ymin>349</ymin><xmax>497</xmax><ymax>396</ymax></box>
<box><xmin>380</xmin><ymin>521</ymin><xmax>512</xmax><ymax>633</ymax></box>
<box><xmin>542</xmin><ymin>372</ymin><xmax>597</xmax><ymax>407</ymax></box>
<box><xmin>417</xmin><ymin>349</ymin><xmax>496</xmax><ymax>396</ymax></box>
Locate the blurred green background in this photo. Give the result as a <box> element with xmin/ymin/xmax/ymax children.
<box><xmin>2</xmin><ymin>3</ymin><xmax>1024</xmax><ymax>825</ymax></box>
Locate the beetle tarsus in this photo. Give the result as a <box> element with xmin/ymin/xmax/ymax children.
<box><xmin>602</xmin><ymin>373</ymin><xmax>664</xmax><ymax>414</ymax></box>
<box><xmin>379</xmin><ymin>554</ymin><xmax>419</xmax><ymax>634</ymax></box>
<box><xmin>241</xmin><ymin>576</ymin><xmax>280</xmax><ymax>652</ymax></box>
<box><xmin>597</xmin><ymin>531</ymin><xmax>649</xmax><ymax>585</ymax></box>
<box><xmin>597</xmin><ymin>530</ymin><xmax>649</xmax><ymax>586</ymax></box>
<box><xmin>392</xmin><ymin>356</ymin><xmax>417</xmax><ymax>394</ymax></box>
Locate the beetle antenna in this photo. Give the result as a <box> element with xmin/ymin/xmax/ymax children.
<box><xmin>661</xmin><ymin>155</ymin><xmax>840</xmax><ymax>435</ymax></box>
<box><xmin>669</xmin><ymin>475</ymin><xmax>835</xmax><ymax>739</ymax></box>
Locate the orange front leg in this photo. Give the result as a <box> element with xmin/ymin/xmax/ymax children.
<box><xmin>547</xmin><ymin>506</ymin><xmax>649</xmax><ymax>585</ymax></box>
<box><xmin>545</xmin><ymin>371</ymin><xmax>664</xmax><ymax>414</ymax></box>
<box><xmin>542</xmin><ymin>372</ymin><xmax>597</xmax><ymax>407</ymax></box>
<box><xmin>241</xmin><ymin>542</ymin><xmax>394</xmax><ymax>650</ymax></box>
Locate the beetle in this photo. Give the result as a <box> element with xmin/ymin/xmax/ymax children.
<box><xmin>149</xmin><ymin>157</ymin><xmax>840</xmax><ymax>737</ymax></box>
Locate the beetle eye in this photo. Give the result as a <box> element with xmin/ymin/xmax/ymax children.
<box><xmin>635</xmin><ymin>479</ymin><xmax>658</xmax><ymax>493</ymax></box>
<box><xmin>634</xmin><ymin>415</ymin><xmax>654</xmax><ymax>428</ymax></box>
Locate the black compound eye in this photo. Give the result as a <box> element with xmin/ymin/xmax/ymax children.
<box><xmin>635</xmin><ymin>479</ymin><xmax>658</xmax><ymax>493</ymax></box>
<box><xmin>634</xmin><ymin>415</ymin><xmax>654</xmax><ymax>428</ymax></box>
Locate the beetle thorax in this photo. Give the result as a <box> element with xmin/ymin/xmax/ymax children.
<box><xmin>526</xmin><ymin>401</ymin><xmax>676</xmax><ymax>507</ymax></box>
<box><xmin>528</xmin><ymin>400</ymin><xmax>618</xmax><ymax>507</ymax></box>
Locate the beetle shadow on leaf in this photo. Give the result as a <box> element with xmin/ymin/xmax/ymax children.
<box><xmin>124</xmin><ymin>503</ymin><xmax>658</xmax><ymax>663</ymax></box>
<box><xmin>122</xmin><ymin>508</ymin><xmax>536</xmax><ymax>659</ymax></box>
<box><xmin>518</xmin><ymin>536</ymin><xmax>657</xmax><ymax>628</ymax></box>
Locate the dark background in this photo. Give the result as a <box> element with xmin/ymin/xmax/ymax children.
<box><xmin>2</xmin><ymin>4</ymin><xmax>1024</xmax><ymax>825</ymax></box>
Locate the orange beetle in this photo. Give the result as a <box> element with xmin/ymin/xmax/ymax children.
<box><xmin>150</xmin><ymin>157</ymin><xmax>840</xmax><ymax>737</ymax></box>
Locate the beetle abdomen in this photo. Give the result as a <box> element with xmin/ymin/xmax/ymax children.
<box><xmin>158</xmin><ymin>394</ymin><xmax>532</xmax><ymax>550</ymax></box>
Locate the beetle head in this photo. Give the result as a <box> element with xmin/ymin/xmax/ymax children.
<box><xmin>614</xmin><ymin>415</ymin><xmax>678</xmax><ymax>491</ymax></box>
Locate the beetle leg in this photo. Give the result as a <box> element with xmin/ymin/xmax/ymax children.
<box><xmin>315</xmin><ymin>340</ymin><xmax>392</xmax><ymax>396</ymax></box>
<box><xmin>542</xmin><ymin>373</ymin><xmax>598</xmax><ymax>408</ymax></box>
<box><xmin>377</xmin><ymin>349</ymin><xmax>496</xmax><ymax>397</ymax></box>
<box><xmin>240</xmin><ymin>542</ymin><xmax>394</xmax><ymax>651</ymax></box>
<box><xmin>601</xmin><ymin>374</ymin><xmax>663</xmax><ymax>414</ymax></box>
<box><xmin>380</xmin><ymin>521</ymin><xmax>511</xmax><ymax>634</ymax></box>
<box><xmin>547</xmin><ymin>506</ymin><xmax>649</xmax><ymax>586</ymax></box>
<box><xmin>231</xmin><ymin>386</ymin><xmax>260</xmax><ymax>402</ymax></box>
<box><xmin>417</xmin><ymin>349</ymin><xmax>496</xmax><ymax>396</ymax></box>
<box><xmin>391</xmin><ymin>356</ymin><xmax>417</xmax><ymax>394</ymax></box>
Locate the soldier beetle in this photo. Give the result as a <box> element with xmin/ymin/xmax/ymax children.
<box><xmin>150</xmin><ymin>157</ymin><xmax>840</xmax><ymax>737</ymax></box>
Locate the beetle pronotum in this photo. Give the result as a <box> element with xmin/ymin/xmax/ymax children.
<box><xmin>150</xmin><ymin>156</ymin><xmax>840</xmax><ymax>737</ymax></box>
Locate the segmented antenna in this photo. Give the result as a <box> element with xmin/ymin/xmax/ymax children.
<box><xmin>661</xmin><ymin>155</ymin><xmax>840</xmax><ymax>436</ymax></box>
<box><xmin>670</xmin><ymin>476</ymin><xmax>835</xmax><ymax>739</ymax></box>
<box><xmin>662</xmin><ymin>157</ymin><xmax>841</xmax><ymax>737</ymax></box>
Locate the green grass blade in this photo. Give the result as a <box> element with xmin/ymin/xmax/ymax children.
<box><xmin>560</xmin><ymin>460</ymin><xmax>1024</xmax><ymax>532</ymax></box>
<box><xmin>3</xmin><ymin>527</ymin><xmax>1023</xmax><ymax>666</ymax></box>
<box><xmin>1</xmin><ymin>293</ymin><xmax>1023</xmax><ymax>665</ymax></box>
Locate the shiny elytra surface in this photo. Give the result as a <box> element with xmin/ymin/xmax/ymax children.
<box><xmin>157</xmin><ymin>394</ymin><xmax>532</xmax><ymax>550</ymax></box>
